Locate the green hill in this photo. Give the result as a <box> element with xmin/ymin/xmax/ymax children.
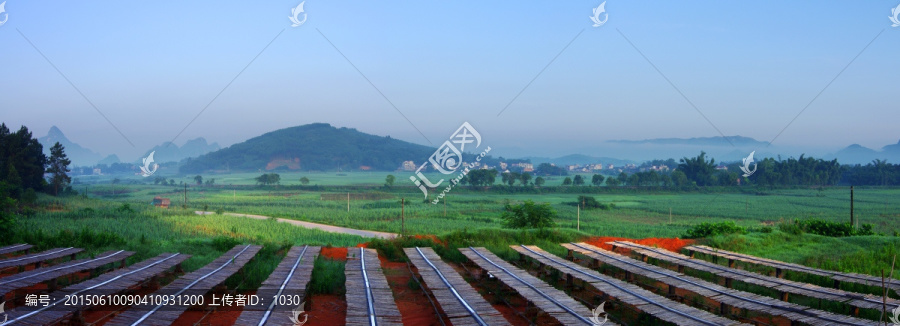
<box><xmin>179</xmin><ymin>123</ymin><xmax>435</xmax><ymax>173</ymax></box>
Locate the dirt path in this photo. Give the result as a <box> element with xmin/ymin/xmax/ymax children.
<box><xmin>195</xmin><ymin>211</ymin><xmax>398</xmax><ymax>239</ymax></box>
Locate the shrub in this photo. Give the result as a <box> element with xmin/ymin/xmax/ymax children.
<box><xmin>683</xmin><ymin>221</ymin><xmax>746</xmax><ymax>239</ymax></box>
<box><xmin>795</xmin><ymin>219</ymin><xmax>852</xmax><ymax>237</ymax></box>
<box><xmin>568</xmin><ymin>196</ymin><xmax>612</xmax><ymax>210</ymax></box>
<box><xmin>778</xmin><ymin>221</ymin><xmax>803</xmax><ymax>235</ymax></box>
<box><xmin>502</xmin><ymin>200</ymin><xmax>557</xmax><ymax>230</ymax></box>
<box><xmin>115</xmin><ymin>203</ymin><xmax>134</xmax><ymax>213</ymax></box>
<box><xmin>777</xmin><ymin>219</ymin><xmax>877</xmax><ymax>237</ymax></box>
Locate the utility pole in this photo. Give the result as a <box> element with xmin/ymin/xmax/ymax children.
<box><xmin>579</xmin><ymin>197</ymin><xmax>585</xmax><ymax>231</ymax></box>
<box><xmin>669</xmin><ymin>207</ymin><xmax>672</xmax><ymax>224</ymax></box>
<box><xmin>347</xmin><ymin>192</ymin><xmax>350</xmax><ymax>212</ymax></box>
<box><xmin>851</xmin><ymin>186</ymin><xmax>855</xmax><ymax>228</ymax></box>
<box><xmin>183</xmin><ymin>183</ymin><xmax>187</xmax><ymax>209</ymax></box>
<box><xmin>401</xmin><ymin>198</ymin><xmax>405</xmax><ymax>236</ymax></box>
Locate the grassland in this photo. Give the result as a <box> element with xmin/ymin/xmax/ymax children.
<box><xmin>46</xmin><ymin>172</ymin><xmax>900</xmax><ymax>293</ymax></box>
<box><xmin>9</xmin><ymin>195</ymin><xmax>367</xmax><ymax>290</ymax></box>
<box><xmin>79</xmin><ymin>172</ymin><xmax>900</xmax><ymax>239</ymax></box>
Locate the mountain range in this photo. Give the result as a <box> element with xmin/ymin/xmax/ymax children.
<box><xmin>38</xmin><ymin>126</ymin><xmax>105</xmax><ymax>167</ymax></box>
<box><xmin>829</xmin><ymin>141</ymin><xmax>900</xmax><ymax>165</ymax></box>
<box><xmin>141</xmin><ymin>138</ymin><xmax>220</xmax><ymax>164</ymax></box>
<box><xmin>608</xmin><ymin>135</ymin><xmax>769</xmax><ymax>147</ymax></box>
<box><xmin>37</xmin><ymin>126</ymin><xmax>220</xmax><ymax>167</ymax></box>
<box><xmin>38</xmin><ymin>124</ymin><xmax>900</xmax><ymax>171</ymax></box>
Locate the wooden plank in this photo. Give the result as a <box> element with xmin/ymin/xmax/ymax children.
<box><xmin>3</xmin><ymin>253</ymin><xmax>190</xmax><ymax>326</ymax></box>
<box><xmin>0</xmin><ymin>247</ymin><xmax>83</xmax><ymax>271</ymax></box>
<box><xmin>687</xmin><ymin>244</ymin><xmax>900</xmax><ymax>291</ymax></box>
<box><xmin>0</xmin><ymin>250</ymin><xmax>133</xmax><ymax>297</ymax></box>
<box><xmin>345</xmin><ymin>247</ymin><xmax>403</xmax><ymax>326</ymax></box>
<box><xmin>512</xmin><ymin>245</ymin><xmax>748</xmax><ymax>326</ymax></box>
<box><xmin>0</xmin><ymin>244</ymin><xmax>33</xmax><ymax>256</ymax></box>
<box><xmin>568</xmin><ymin>242</ymin><xmax>878</xmax><ymax>326</ymax></box>
<box><xmin>612</xmin><ymin>241</ymin><xmax>900</xmax><ymax>312</ymax></box>
<box><xmin>462</xmin><ymin>247</ymin><xmax>613</xmax><ymax>326</ymax></box>
<box><xmin>405</xmin><ymin>247</ymin><xmax>511</xmax><ymax>326</ymax></box>
<box><xmin>235</xmin><ymin>246</ymin><xmax>320</xmax><ymax>326</ymax></box>
<box><xmin>105</xmin><ymin>245</ymin><xmax>261</xmax><ymax>326</ymax></box>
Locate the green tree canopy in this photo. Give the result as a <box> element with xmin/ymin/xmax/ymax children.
<box><xmin>591</xmin><ymin>174</ymin><xmax>605</xmax><ymax>186</ymax></box>
<box><xmin>573</xmin><ymin>175</ymin><xmax>585</xmax><ymax>186</ymax></box>
<box><xmin>502</xmin><ymin>200</ymin><xmax>557</xmax><ymax>230</ymax></box>
<box><xmin>256</xmin><ymin>173</ymin><xmax>281</xmax><ymax>186</ymax></box>
<box><xmin>46</xmin><ymin>142</ymin><xmax>71</xmax><ymax>196</ymax></box>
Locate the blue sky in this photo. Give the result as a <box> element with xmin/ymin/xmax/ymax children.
<box><xmin>1</xmin><ymin>1</ymin><xmax>898</xmax><ymax>159</ymax></box>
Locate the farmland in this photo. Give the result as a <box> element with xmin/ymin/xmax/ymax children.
<box><xmin>77</xmin><ymin>172</ymin><xmax>900</xmax><ymax>239</ymax></box>
<box><xmin>6</xmin><ymin>171</ymin><xmax>899</xmax><ymax>325</ymax></box>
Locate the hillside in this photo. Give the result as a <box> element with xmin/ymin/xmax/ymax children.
<box><xmin>179</xmin><ymin>123</ymin><xmax>435</xmax><ymax>173</ymax></box>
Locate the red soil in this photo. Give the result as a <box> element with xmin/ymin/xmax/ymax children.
<box><xmin>583</xmin><ymin>236</ymin><xmax>695</xmax><ymax>253</ymax></box>
<box><xmin>445</xmin><ymin>264</ymin><xmax>534</xmax><ymax>326</ymax></box>
<box><xmin>305</xmin><ymin>294</ymin><xmax>346</xmax><ymax>326</ymax></box>
<box><xmin>378</xmin><ymin>254</ymin><xmax>448</xmax><ymax>326</ymax></box>
<box><xmin>170</xmin><ymin>290</ymin><xmax>254</xmax><ymax>326</ymax></box>
<box><xmin>319</xmin><ymin>247</ymin><xmax>349</xmax><ymax>261</ymax></box>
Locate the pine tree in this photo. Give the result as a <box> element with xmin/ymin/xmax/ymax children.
<box><xmin>47</xmin><ymin>142</ymin><xmax>71</xmax><ymax>196</ymax></box>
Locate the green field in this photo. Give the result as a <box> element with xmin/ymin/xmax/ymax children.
<box><xmin>17</xmin><ymin>172</ymin><xmax>899</xmax><ymax>305</ymax></box>
<box><xmin>78</xmin><ymin>172</ymin><xmax>900</xmax><ymax>239</ymax></box>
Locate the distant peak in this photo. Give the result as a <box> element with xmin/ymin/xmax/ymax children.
<box><xmin>47</xmin><ymin>125</ymin><xmax>65</xmax><ymax>137</ymax></box>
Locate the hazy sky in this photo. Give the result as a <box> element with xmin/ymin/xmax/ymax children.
<box><xmin>1</xmin><ymin>1</ymin><xmax>898</xmax><ymax>160</ymax></box>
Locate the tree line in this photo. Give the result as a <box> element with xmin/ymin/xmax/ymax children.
<box><xmin>449</xmin><ymin>152</ymin><xmax>900</xmax><ymax>188</ymax></box>
<box><xmin>1</xmin><ymin>123</ymin><xmax>73</xmax><ymax>233</ymax></box>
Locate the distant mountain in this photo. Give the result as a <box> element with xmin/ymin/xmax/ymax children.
<box><xmin>37</xmin><ymin>126</ymin><xmax>103</xmax><ymax>166</ymax></box>
<box><xmin>882</xmin><ymin>140</ymin><xmax>900</xmax><ymax>163</ymax></box>
<box><xmin>141</xmin><ymin>138</ymin><xmax>219</xmax><ymax>164</ymax></box>
<box><xmin>609</xmin><ymin>135</ymin><xmax>769</xmax><ymax>147</ymax></box>
<box><xmin>181</xmin><ymin>138</ymin><xmax>220</xmax><ymax>158</ymax></box>
<box><xmin>98</xmin><ymin>154</ymin><xmax>121</xmax><ymax>165</ymax></box>
<box><xmin>522</xmin><ymin>154</ymin><xmax>634</xmax><ymax>167</ymax></box>
<box><xmin>829</xmin><ymin>143</ymin><xmax>898</xmax><ymax>165</ymax></box>
<box><xmin>179</xmin><ymin>123</ymin><xmax>435</xmax><ymax>173</ymax></box>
